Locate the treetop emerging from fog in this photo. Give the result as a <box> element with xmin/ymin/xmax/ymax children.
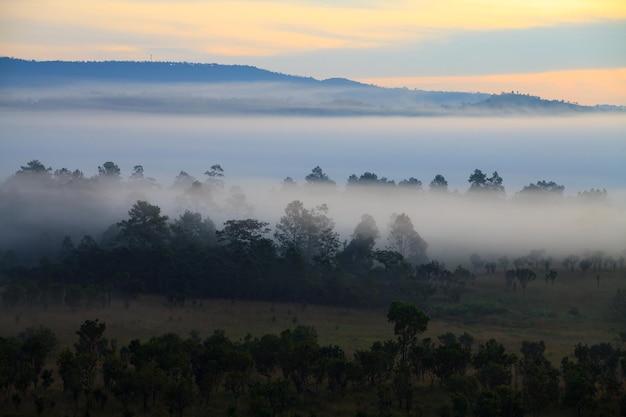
<box><xmin>0</xmin><ymin>159</ymin><xmax>620</xmax><ymax>267</ymax></box>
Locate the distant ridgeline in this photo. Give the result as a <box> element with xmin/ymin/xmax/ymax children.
<box><xmin>0</xmin><ymin>57</ymin><xmax>622</xmax><ymax>114</ymax></box>
<box><xmin>0</xmin><ymin>57</ymin><xmax>318</xmax><ymax>85</ymax></box>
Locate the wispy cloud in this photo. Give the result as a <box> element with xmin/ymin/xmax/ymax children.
<box><xmin>1</xmin><ymin>0</ymin><xmax>624</xmax><ymax>103</ymax></box>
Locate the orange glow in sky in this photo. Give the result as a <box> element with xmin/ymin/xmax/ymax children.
<box><xmin>1</xmin><ymin>0</ymin><xmax>625</xmax><ymax>105</ymax></box>
<box><xmin>358</xmin><ymin>69</ymin><xmax>626</xmax><ymax>106</ymax></box>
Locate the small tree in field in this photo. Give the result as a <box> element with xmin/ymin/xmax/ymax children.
<box><xmin>387</xmin><ymin>301</ymin><xmax>429</xmax><ymax>366</ymax></box>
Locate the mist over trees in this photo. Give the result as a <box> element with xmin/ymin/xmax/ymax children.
<box><xmin>0</xmin><ymin>160</ymin><xmax>624</xmax><ymax>312</ymax></box>
<box><xmin>1</xmin><ymin>159</ymin><xmax>626</xmax><ymax>416</ymax></box>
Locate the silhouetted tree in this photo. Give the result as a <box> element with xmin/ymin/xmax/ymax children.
<box><xmin>429</xmin><ymin>174</ymin><xmax>448</xmax><ymax>193</ymax></box>
<box><xmin>387</xmin><ymin>213</ymin><xmax>428</xmax><ymax>265</ymax></box>
<box><xmin>472</xmin><ymin>339</ymin><xmax>517</xmax><ymax>390</ymax></box>
<box><xmin>387</xmin><ymin>301</ymin><xmax>429</xmax><ymax>366</ymax></box>
<box><xmin>274</xmin><ymin>200</ymin><xmax>339</xmax><ymax>265</ymax></box>
<box><xmin>116</xmin><ymin>200</ymin><xmax>170</xmax><ymax>248</ymax></box>
<box><xmin>305</xmin><ymin>166</ymin><xmax>335</xmax><ymax>187</ymax></box>
<box><xmin>519</xmin><ymin>341</ymin><xmax>559</xmax><ymax>417</ymax></box>
<box><xmin>467</xmin><ymin>169</ymin><xmax>505</xmax><ymax>196</ymax></box>
<box><xmin>563</xmin><ymin>254</ymin><xmax>580</xmax><ymax>272</ymax></box>
<box><xmin>516</xmin><ymin>180</ymin><xmax>564</xmax><ymax>200</ymax></box>
<box><xmin>97</xmin><ymin>161</ymin><xmax>121</xmax><ymax>180</ymax></box>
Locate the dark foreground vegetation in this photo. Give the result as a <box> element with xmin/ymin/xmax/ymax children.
<box><xmin>1</xmin><ymin>160</ymin><xmax>625</xmax><ymax>416</ymax></box>
<box><xmin>1</xmin><ymin>296</ymin><xmax>626</xmax><ymax>417</ymax></box>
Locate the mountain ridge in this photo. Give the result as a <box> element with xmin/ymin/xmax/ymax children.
<box><xmin>1</xmin><ymin>57</ymin><xmax>622</xmax><ymax>115</ymax></box>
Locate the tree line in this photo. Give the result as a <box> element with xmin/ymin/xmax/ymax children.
<box><xmin>1</xmin><ymin>302</ymin><xmax>625</xmax><ymax>416</ymax></box>
<box><xmin>3</xmin><ymin>160</ymin><xmax>611</xmax><ymax>199</ymax></box>
<box><xmin>3</xmin><ymin>193</ymin><xmax>623</xmax><ymax>314</ymax></box>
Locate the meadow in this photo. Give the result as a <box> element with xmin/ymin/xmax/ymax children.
<box><xmin>1</xmin><ymin>266</ymin><xmax>625</xmax><ymax>417</ymax></box>
<box><xmin>3</xmin><ymin>268</ymin><xmax>623</xmax><ymax>358</ymax></box>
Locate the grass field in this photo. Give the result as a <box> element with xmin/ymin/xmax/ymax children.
<box><xmin>0</xmin><ymin>268</ymin><xmax>625</xmax><ymax>417</ymax></box>
<box><xmin>1</xmin><ymin>268</ymin><xmax>624</xmax><ymax>361</ymax></box>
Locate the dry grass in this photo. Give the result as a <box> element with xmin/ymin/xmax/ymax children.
<box><xmin>1</xmin><ymin>269</ymin><xmax>624</xmax><ymax>361</ymax></box>
<box><xmin>0</xmin><ymin>268</ymin><xmax>625</xmax><ymax>417</ymax></box>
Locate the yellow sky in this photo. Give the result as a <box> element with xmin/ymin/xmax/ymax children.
<box><xmin>3</xmin><ymin>0</ymin><xmax>625</xmax><ymax>57</ymax></box>
<box><xmin>359</xmin><ymin>68</ymin><xmax>626</xmax><ymax>106</ymax></box>
<box><xmin>1</xmin><ymin>0</ymin><xmax>625</xmax><ymax>104</ymax></box>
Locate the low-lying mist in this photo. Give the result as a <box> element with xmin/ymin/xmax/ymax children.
<box><xmin>1</xmin><ymin>172</ymin><xmax>624</xmax><ymax>267</ymax></box>
<box><xmin>1</xmin><ymin>108</ymin><xmax>624</xmax><ymax>265</ymax></box>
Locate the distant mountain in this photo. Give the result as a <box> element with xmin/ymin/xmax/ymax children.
<box><xmin>0</xmin><ymin>58</ymin><xmax>621</xmax><ymax>115</ymax></box>
<box><xmin>0</xmin><ymin>57</ymin><xmax>314</xmax><ymax>85</ymax></box>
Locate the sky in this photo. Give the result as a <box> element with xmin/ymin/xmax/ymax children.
<box><xmin>0</xmin><ymin>0</ymin><xmax>625</xmax><ymax>105</ymax></box>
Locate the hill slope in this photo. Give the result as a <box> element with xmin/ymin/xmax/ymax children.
<box><xmin>1</xmin><ymin>58</ymin><xmax>619</xmax><ymax>115</ymax></box>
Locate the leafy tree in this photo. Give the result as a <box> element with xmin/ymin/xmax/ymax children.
<box><xmin>398</xmin><ymin>177</ymin><xmax>422</xmax><ymax>190</ymax></box>
<box><xmin>135</xmin><ymin>360</ymin><xmax>166</xmax><ymax>411</ymax></box>
<box><xmin>414</xmin><ymin>260</ymin><xmax>445</xmax><ymax>300</ymax></box>
<box><xmin>516</xmin><ymin>180</ymin><xmax>565</xmax><ymax>199</ymax></box>
<box><xmin>18</xmin><ymin>326</ymin><xmax>58</xmax><ymax>388</ymax></box>
<box><xmin>280</xmin><ymin>325</ymin><xmax>320</xmax><ymax>392</ymax></box>
<box><xmin>170</xmin><ymin>210</ymin><xmax>216</xmax><ymax>247</ymax></box>
<box><xmin>56</xmin><ymin>348</ymin><xmax>82</xmax><ymax>401</ymax></box>
<box><xmin>432</xmin><ymin>334</ymin><xmax>471</xmax><ymax>384</ymax></box>
<box><xmin>248</xmin><ymin>378</ymin><xmax>295</xmax><ymax>417</ymax></box>
<box><xmin>338</xmin><ymin>214</ymin><xmax>379</xmax><ymax>275</ymax></box>
<box><xmin>429</xmin><ymin>174</ymin><xmax>448</xmax><ymax>193</ymax></box>
<box><xmin>171</xmin><ymin>170</ymin><xmax>197</xmax><ymax>189</ymax></box>
<box><xmin>484</xmin><ymin>261</ymin><xmax>497</xmax><ymax>274</ymax></box>
<box><xmin>472</xmin><ymin>339</ymin><xmax>517</xmax><ymax>390</ymax></box>
<box><xmin>204</xmin><ymin>164</ymin><xmax>225</xmax><ymax>189</ymax></box>
<box><xmin>347</xmin><ymin>172</ymin><xmax>379</xmax><ymax>186</ymax></box>
<box><xmin>128</xmin><ymin>164</ymin><xmax>158</xmax><ymax>188</ymax></box>
<box><xmin>516</xmin><ymin>268</ymin><xmax>536</xmax><ymax>293</ymax></box>
<box><xmin>355</xmin><ymin>340</ymin><xmax>398</xmax><ymax>387</ymax></box>
<box><xmin>468</xmin><ymin>169</ymin><xmax>488</xmax><ymax>191</ymax></box>
<box><xmin>116</xmin><ymin>200</ymin><xmax>170</xmax><ymax>248</ymax></box>
<box><xmin>250</xmin><ymin>333</ymin><xmax>283</xmax><ymax>380</ymax></box>
<box><xmin>97</xmin><ymin>161</ymin><xmax>121</xmax><ymax>179</ymax></box>
<box><xmin>325</xmin><ymin>354</ymin><xmax>354</xmax><ymax>398</ymax></box>
<box><xmin>347</xmin><ymin>172</ymin><xmax>397</xmax><ymax>187</ymax></box>
<box><xmin>164</xmin><ymin>377</ymin><xmax>195</xmax><ymax>417</ymax></box>
<box><xmin>130</xmin><ymin>164</ymin><xmax>144</xmax><ymax>180</ymax></box>
<box><xmin>519</xmin><ymin>341</ymin><xmax>560</xmax><ymax>417</ymax></box>
<box><xmin>274</xmin><ymin>200</ymin><xmax>340</xmax><ymax>265</ymax></box>
<box><xmin>562</xmin><ymin>356</ymin><xmax>597</xmax><ymax>417</ymax></box>
<box><xmin>467</xmin><ymin>169</ymin><xmax>505</xmax><ymax>195</ymax></box>
<box><xmin>563</xmin><ymin>254</ymin><xmax>580</xmax><ymax>272</ymax></box>
<box><xmin>387</xmin><ymin>301</ymin><xmax>429</xmax><ymax>366</ymax></box>
<box><xmin>445</xmin><ymin>374</ymin><xmax>478</xmax><ymax>417</ymax></box>
<box><xmin>189</xmin><ymin>330</ymin><xmax>231</xmax><ymax>405</ymax></box>
<box><xmin>74</xmin><ymin>319</ymin><xmax>108</xmax><ymax>411</ymax></box>
<box><xmin>216</xmin><ymin>219</ymin><xmax>277</xmax><ymax>299</ymax></box>
<box><xmin>223</xmin><ymin>348</ymin><xmax>254</xmax><ymax>405</ymax></box>
<box><xmin>305</xmin><ymin>166</ymin><xmax>335</xmax><ymax>186</ymax></box>
<box><xmin>387</xmin><ymin>213</ymin><xmax>428</xmax><ymax>265</ymax></box>
<box><xmin>577</xmin><ymin>188</ymin><xmax>609</xmax><ymax>203</ymax></box>
<box><xmin>218</xmin><ymin>219</ymin><xmax>271</xmax><ymax>252</ymax></box>
<box><xmin>281</xmin><ymin>176</ymin><xmax>298</xmax><ymax>190</ymax></box>
<box><xmin>17</xmin><ymin>160</ymin><xmax>51</xmax><ymax>175</ymax></box>
<box><xmin>53</xmin><ymin>167</ymin><xmax>85</xmax><ymax>185</ymax></box>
